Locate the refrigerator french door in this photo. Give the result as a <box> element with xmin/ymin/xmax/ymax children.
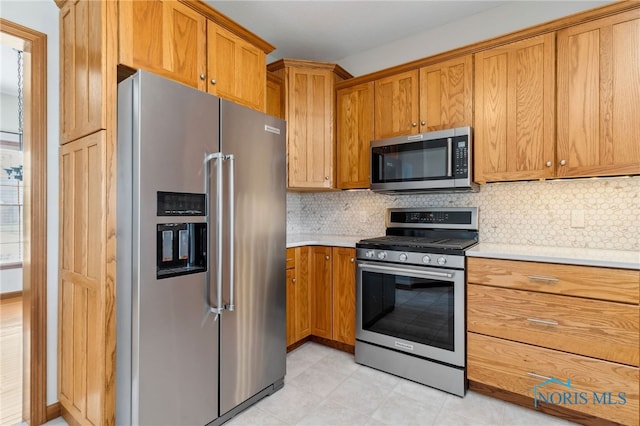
<box><xmin>116</xmin><ymin>70</ymin><xmax>286</xmax><ymax>426</ymax></box>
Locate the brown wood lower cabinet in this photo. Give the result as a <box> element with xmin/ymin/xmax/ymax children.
<box><xmin>467</xmin><ymin>257</ymin><xmax>640</xmax><ymax>425</ymax></box>
<box><xmin>287</xmin><ymin>245</ymin><xmax>356</xmax><ymax>350</ymax></box>
<box><xmin>286</xmin><ymin>247</ymin><xmax>311</xmax><ymax>347</ymax></box>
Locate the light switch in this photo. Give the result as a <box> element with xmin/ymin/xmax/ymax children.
<box><xmin>571</xmin><ymin>210</ymin><xmax>585</xmax><ymax>228</ymax></box>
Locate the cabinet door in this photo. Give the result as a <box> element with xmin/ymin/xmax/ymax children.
<box><xmin>374</xmin><ymin>70</ymin><xmax>419</xmax><ymax>139</ymax></box>
<box><xmin>332</xmin><ymin>248</ymin><xmax>356</xmax><ymax>345</ymax></box>
<box><xmin>294</xmin><ymin>246</ymin><xmax>311</xmax><ymax>341</ymax></box>
<box><xmin>60</xmin><ymin>0</ymin><xmax>112</xmax><ymax>143</ymax></box>
<box><xmin>474</xmin><ymin>33</ymin><xmax>555</xmax><ymax>183</ymax></box>
<box><xmin>286</xmin><ymin>268</ymin><xmax>296</xmax><ymax>346</ymax></box>
<box><xmin>266</xmin><ymin>72</ymin><xmax>284</xmax><ymax>119</ymax></box>
<box><xmin>59</xmin><ymin>131</ymin><xmax>112</xmax><ymax>425</ymax></box>
<box><xmin>419</xmin><ymin>55</ymin><xmax>473</xmax><ymax>132</ymax></box>
<box><xmin>336</xmin><ymin>82</ymin><xmax>374</xmax><ymax>189</ymax></box>
<box><xmin>310</xmin><ymin>246</ymin><xmax>332</xmax><ymax>339</ymax></box>
<box><xmin>557</xmin><ymin>10</ymin><xmax>640</xmax><ymax>177</ymax></box>
<box><xmin>287</xmin><ymin>68</ymin><xmax>334</xmax><ymax>189</ymax></box>
<box><xmin>119</xmin><ymin>0</ymin><xmax>207</xmax><ymax>91</ymax></box>
<box><xmin>207</xmin><ymin>21</ymin><xmax>266</xmax><ymax>112</ymax></box>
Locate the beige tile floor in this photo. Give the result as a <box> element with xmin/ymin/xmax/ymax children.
<box><xmin>42</xmin><ymin>341</ymin><xmax>578</xmax><ymax>426</ymax></box>
<box><xmin>227</xmin><ymin>342</ymin><xmax>578</xmax><ymax>426</ymax></box>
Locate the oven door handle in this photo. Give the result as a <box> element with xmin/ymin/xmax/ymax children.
<box><xmin>358</xmin><ymin>262</ymin><xmax>454</xmax><ymax>279</ymax></box>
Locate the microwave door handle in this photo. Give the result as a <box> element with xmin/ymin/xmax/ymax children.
<box><xmin>447</xmin><ymin>137</ymin><xmax>453</xmax><ymax>177</ymax></box>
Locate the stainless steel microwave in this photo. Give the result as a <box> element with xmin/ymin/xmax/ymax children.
<box><xmin>370</xmin><ymin>126</ymin><xmax>478</xmax><ymax>193</ymax></box>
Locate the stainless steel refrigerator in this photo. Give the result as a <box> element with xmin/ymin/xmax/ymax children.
<box><xmin>116</xmin><ymin>70</ymin><xmax>286</xmax><ymax>425</ymax></box>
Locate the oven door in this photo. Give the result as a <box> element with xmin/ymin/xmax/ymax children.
<box><xmin>356</xmin><ymin>260</ymin><xmax>465</xmax><ymax>367</ymax></box>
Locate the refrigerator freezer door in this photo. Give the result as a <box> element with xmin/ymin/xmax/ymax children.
<box><xmin>219</xmin><ymin>100</ymin><xmax>287</xmax><ymax>415</ymax></box>
<box><xmin>117</xmin><ymin>70</ymin><xmax>221</xmax><ymax>425</ymax></box>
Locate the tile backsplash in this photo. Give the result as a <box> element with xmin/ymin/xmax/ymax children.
<box><xmin>287</xmin><ymin>176</ymin><xmax>640</xmax><ymax>251</ymax></box>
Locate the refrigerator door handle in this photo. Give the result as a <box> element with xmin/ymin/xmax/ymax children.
<box><xmin>205</xmin><ymin>152</ymin><xmax>224</xmax><ymax>316</ymax></box>
<box><xmin>224</xmin><ymin>154</ymin><xmax>235</xmax><ymax>312</ymax></box>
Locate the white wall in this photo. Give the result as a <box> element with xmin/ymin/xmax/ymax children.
<box><xmin>339</xmin><ymin>1</ymin><xmax>612</xmax><ymax>76</ymax></box>
<box><xmin>0</xmin><ymin>0</ymin><xmax>60</xmax><ymax>406</ymax></box>
<box><xmin>1</xmin><ymin>93</ymin><xmax>19</xmax><ymax>131</ymax></box>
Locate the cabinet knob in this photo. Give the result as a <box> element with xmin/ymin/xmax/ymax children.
<box><xmin>545</xmin><ymin>161</ymin><xmax>552</xmax><ymax>167</ymax></box>
<box><xmin>559</xmin><ymin>159</ymin><xmax>566</xmax><ymax>166</ymax></box>
<box><xmin>411</xmin><ymin>122</ymin><xmax>417</xmax><ymax>127</ymax></box>
<box><xmin>292</xmin><ymin>278</ymin><xmax>296</xmax><ymax>284</ymax></box>
<box><xmin>420</xmin><ymin>120</ymin><xmax>426</xmax><ymax>126</ymax></box>
<box><xmin>199</xmin><ymin>73</ymin><xmax>206</xmax><ymax>80</ymax></box>
<box><xmin>350</xmin><ymin>258</ymin><xmax>355</xmax><ymax>263</ymax></box>
<box><xmin>325</xmin><ymin>255</ymin><xmax>330</xmax><ymax>260</ymax></box>
<box><xmin>324</xmin><ymin>176</ymin><xmax>329</xmax><ymax>180</ymax></box>
<box><xmin>210</xmin><ymin>79</ymin><xmax>217</xmax><ymax>85</ymax></box>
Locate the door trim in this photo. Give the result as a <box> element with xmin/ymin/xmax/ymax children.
<box><xmin>0</xmin><ymin>18</ymin><xmax>48</xmax><ymax>425</ymax></box>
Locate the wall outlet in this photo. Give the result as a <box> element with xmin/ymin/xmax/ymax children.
<box><xmin>571</xmin><ymin>209</ymin><xmax>585</xmax><ymax>228</ymax></box>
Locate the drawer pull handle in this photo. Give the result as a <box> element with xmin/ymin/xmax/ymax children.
<box><xmin>286</xmin><ymin>258</ymin><xmax>294</xmax><ymax>262</ymax></box>
<box><xmin>527</xmin><ymin>372</ymin><xmax>552</xmax><ymax>381</ymax></box>
<box><xmin>527</xmin><ymin>317</ymin><xmax>559</xmax><ymax>326</ymax></box>
<box><xmin>527</xmin><ymin>275</ymin><xmax>559</xmax><ymax>283</ymax></box>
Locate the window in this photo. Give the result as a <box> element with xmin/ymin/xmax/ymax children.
<box><xmin>0</xmin><ymin>132</ymin><xmax>23</xmax><ymax>268</ymax></box>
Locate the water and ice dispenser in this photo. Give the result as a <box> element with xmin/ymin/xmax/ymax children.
<box><xmin>155</xmin><ymin>191</ymin><xmax>207</xmax><ymax>279</ymax></box>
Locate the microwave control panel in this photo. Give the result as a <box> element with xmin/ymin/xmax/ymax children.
<box><xmin>453</xmin><ymin>137</ymin><xmax>469</xmax><ymax>178</ymax></box>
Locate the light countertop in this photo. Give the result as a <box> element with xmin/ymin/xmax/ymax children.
<box><xmin>286</xmin><ymin>234</ymin><xmax>370</xmax><ymax>249</ymax></box>
<box><xmin>467</xmin><ymin>243</ymin><xmax>640</xmax><ymax>270</ymax></box>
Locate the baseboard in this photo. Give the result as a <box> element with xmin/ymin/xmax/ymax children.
<box><xmin>287</xmin><ymin>335</ymin><xmax>355</xmax><ymax>354</ymax></box>
<box><xmin>0</xmin><ymin>290</ymin><xmax>22</xmax><ymax>301</ymax></box>
<box><xmin>46</xmin><ymin>402</ymin><xmax>61</xmax><ymax>421</ymax></box>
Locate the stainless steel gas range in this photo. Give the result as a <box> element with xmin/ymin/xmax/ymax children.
<box><xmin>355</xmin><ymin>207</ymin><xmax>478</xmax><ymax>397</ymax></box>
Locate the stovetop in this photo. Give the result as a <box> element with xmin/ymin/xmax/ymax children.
<box><xmin>358</xmin><ymin>235</ymin><xmax>478</xmax><ymax>251</ymax></box>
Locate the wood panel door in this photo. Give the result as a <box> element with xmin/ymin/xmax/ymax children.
<box><xmin>336</xmin><ymin>82</ymin><xmax>374</xmax><ymax>189</ymax></box>
<box><xmin>60</xmin><ymin>0</ymin><xmax>110</xmax><ymax>143</ymax></box>
<box><xmin>310</xmin><ymin>246</ymin><xmax>332</xmax><ymax>339</ymax></box>
<box><xmin>287</xmin><ymin>67</ymin><xmax>335</xmax><ymax>189</ymax></box>
<box><xmin>557</xmin><ymin>9</ymin><xmax>640</xmax><ymax>177</ymax></box>
<box><xmin>419</xmin><ymin>55</ymin><xmax>473</xmax><ymax>132</ymax></box>
<box><xmin>266</xmin><ymin>72</ymin><xmax>284</xmax><ymax>119</ymax></box>
<box><xmin>285</xmin><ymin>268</ymin><xmax>296</xmax><ymax>347</ymax></box>
<box><xmin>374</xmin><ymin>70</ymin><xmax>419</xmax><ymax>139</ymax></box>
<box><xmin>207</xmin><ymin>21</ymin><xmax>266</xmax><ymax>112</ymax></box>
<box><xmin>293</xmin><ymin>246</ymin><xmax>311</xmax><ymax>342</ymax></box>
<box><xmin>332</xmin><ymin>248</ymin><xmax>356</xmax><ymax>345</ymax></box>
<box><xmin>474</xmin><ymin>33</ymin><xmax>555</xmax><ymax>183</ymax></box>
<box><xmin>59</xmin><ymin>131</ymin><xmax>113</xmax><ymax>425</ymax></box>
<box><xmin>119</xmin><ymin>0</ymin><xmax>207</xmax><ymax>91</ymax></box>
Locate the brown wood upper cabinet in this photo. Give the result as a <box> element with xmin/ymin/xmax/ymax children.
<box><xmin>373</xmin><ymin>55</ymin><xmax>473</xmax><ymax>140</ymax></box>
<box><xmin>119</xmin><ymin>0</ymin><xmax>267</xmax><ymax>112</ymax></box>
<box><xmin>266</xmin><ymin>72</ymin><xmax>284</xmax><ymax>119</ymax></box>
<box><xmin>419</xmin><ymin>55</ymin><xmax>473</xmax><ymax>133</ymax></box>
<box><xmin>119</xmin><ymin>1</ymin><xmax>207</xmax><ymax>91</ymax></box>
<box><xmin>207</xmin><ymin>22</ymin><xmax>265</xmax><ymax>111</ymax></box>
<box><xmin>60</xmin><ymin>0</ymin><xmax>112</xmax><ymax>143</ymax></box>
<box><xmin>374</xmin><ymin>70</ymin><xmax>419</xmax><ymax>139</ymax></box>
<box><xmin>556</xmin><ymin>9</ymin><xmax>640</xmax><ymax>178</ymax></box>
<box><xmin>268</xmin><ymin>59</ymin><xmax>352</xmax><ymax>190</ymax></box>
<box><xmin>474</xmin><ymin>33</ymin><xmax>556</xmax><ymax>183</ymax></box>
<box><xmin>336</xmin><ymin>82</ymin><xmax>374</xmax><ymax>189</ymax></box>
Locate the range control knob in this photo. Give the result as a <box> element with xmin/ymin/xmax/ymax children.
<box><xmin>422</xmin><ymin>255</ymin><xmax>431</xmax><ymax>264</ymax></box>
<box><xmin>437</xmin><ymin>256</ymin><xmax>447</xmax><ymax>265</ymax></box>
<box><xmin>365</xmin><ymin>250</ymin><xmax>375</xmax><ymax>258</ymax></box>
<box><xmin>399</xmin><ymin>253</ymin><xmax>408</xmax><ymax>262</ymax></box>
<box><xmin>377</xmin><ymin>251</ymin><xmax>387</xmax><ymax>260</ymax></box>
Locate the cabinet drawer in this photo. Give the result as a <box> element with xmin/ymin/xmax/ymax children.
<box><xmin>467</xmin><ymin>257</ymin><xmax>639</xmax><ymax>304</ymax></box>
<box><xmin>286</xmin><ymin>248</ymin><xmax>295</xmax><ymax>269</ymax></box>
<box><xmin>468</xmin><ymin>284</ymin><xmax>640</xmax><ymax>366</ymax></box>
<box><xmin>468</xmin><ymin>333</ymin><xmax>639</xmax><ymax>425</ymax></box>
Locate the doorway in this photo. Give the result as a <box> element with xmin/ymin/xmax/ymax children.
<box><xmin>0</xmin><ymin>19</ymin><xmax>48</xmax><ymax>425</ymax></box>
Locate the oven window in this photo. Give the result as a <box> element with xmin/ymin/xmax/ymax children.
<box><xmin>361</xmin><ymin>270</ymin><xmax>454</xmax><ymax>351</ymax></box>
<box><xmin>372</xmin><ymin>139</ymin><xmax>448</xmax><ymax>182</ymax></box>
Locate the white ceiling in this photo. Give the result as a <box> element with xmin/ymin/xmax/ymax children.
<box><xmin>207</xmin><ymin>1</ymin><xmax>506</xmax><ymax>64</ymax></box>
